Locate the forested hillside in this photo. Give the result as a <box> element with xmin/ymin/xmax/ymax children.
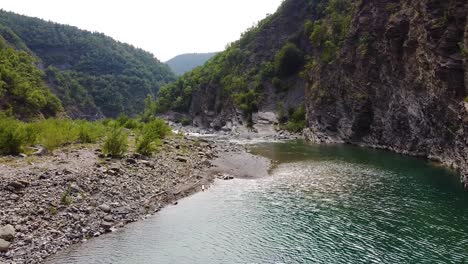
<box><xmin>154</xmin><ymin>0</ymin><xmax>317</xmax><ymax>128</ymax></box>
<box><xmin>166</xmin><ymin>52</ymin><xmax>218</xmax><ymax>75</ymax></box>
<box><xmin>0</xmin><ymin>10</ymin><xmax>175</xmax><ymax>119</ymax></box>
<box><xmin>0</xmin><ymin>36</ymin><xmax>62</xmax><ymax>119</ymax></box>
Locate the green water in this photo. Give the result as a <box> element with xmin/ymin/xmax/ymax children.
<box><xmin>47</xmin><ymin>141</ymin><xmax>468</xmax><ymax>263</ymax></box>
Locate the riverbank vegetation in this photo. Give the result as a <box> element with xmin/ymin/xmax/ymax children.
<box><xmin>0</xmin><ymin>114</ymin><xmax>172</xmax><ymax>157</ymax></box>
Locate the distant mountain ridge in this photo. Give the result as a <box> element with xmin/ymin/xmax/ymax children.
<box><xmin>166</xmin><ymin>52</ymin><xmax>218</xmax><ymax>75</ymax></box>
<box><xmin>0</xmin><ymin>10</ymin><xmax>175</xmax><ymax>119</ymax></box>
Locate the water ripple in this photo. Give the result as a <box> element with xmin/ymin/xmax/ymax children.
<box><xmin>47</xmin><ymin>142</ymin><xmax>468</xmax><ymax>264</ymax></box>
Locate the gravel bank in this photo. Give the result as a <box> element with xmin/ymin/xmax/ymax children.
<box><xmin>0</xmin><ymin>136</ymin><xmax>229</xmax><ymax>263</ymax></box>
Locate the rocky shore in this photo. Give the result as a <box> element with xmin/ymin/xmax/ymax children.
<box><xmin>0</xmin><ymin>135</ymin><xmax>248</xmax><ymax>264</ymax></box>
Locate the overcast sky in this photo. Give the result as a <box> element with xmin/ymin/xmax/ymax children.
<box><xmin>1</xmin><ymin>0</ymin><xmax>284</xmax><ymax>61</ymax></box>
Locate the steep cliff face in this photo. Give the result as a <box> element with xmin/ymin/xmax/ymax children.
<box><xmin>304</xmin><ymin>0</ymin><xmax>468</xmax><ymax>178</ymax></box>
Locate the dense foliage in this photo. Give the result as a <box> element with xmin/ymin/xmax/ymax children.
<box><xmin>0</xmin><ymin>37</ymin><xmax>62</xmax><ymax>118</ymax></box>
<box><xmin>0</xmin><ymin>10</ymin><xmax>175</xmax><ymax>118</ymax></box>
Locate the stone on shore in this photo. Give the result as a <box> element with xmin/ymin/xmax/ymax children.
<box><xmin>100</xmin><ymin>221</ymin><xmax>113</xmax><ymax>230</ymax></box>
<box><xmin>32</xmin><ymin>146</ymin><xmax>48</xmax><ymax>156</ymax></box>
<box><xmin>0</xmin><ymin>239</ymin><xmax>10</xmax><ymax>252</ymax></box>
<box><xmin>176</xmin><ymin>156</ymin><xmax>188</xmax><ymax>162</ymax></box>
<box><xmin>98</xmin><ymin>204</ymin><xmax>111</xmax><ymax>213</ymax></box>
<box><xmin>0</xmin><ymin>225</ymin><xmax>16</xmax><ymax>241</ymax></box>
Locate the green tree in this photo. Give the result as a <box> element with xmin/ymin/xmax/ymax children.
<box><xmin>274</xmin><ymin>42</ymin><xmax>305</xmax><ymax>77</ymax></box>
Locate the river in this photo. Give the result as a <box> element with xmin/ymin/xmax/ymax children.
<box><xmin>46</xmin><ymin>140</ymin><xmax>468</xmax><ymax>263</ymax></box>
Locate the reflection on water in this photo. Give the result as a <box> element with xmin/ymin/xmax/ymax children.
<box><xmin>47</xmin><ymin>141</ymin><xmax>468</xmax><ymax>264</ymax></box>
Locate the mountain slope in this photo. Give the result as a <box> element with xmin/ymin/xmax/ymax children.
<box><xmin>166</xmin><ymin>52</ymin><xmax>218</xmax><ymax>75</ymax></box>
<box><xmin>155</xmin><ymin>0</ymin><xmax>315</xmax><ymax>128</ymax></box>
<box><xmin>0</xmin><ymin>35</ymin><xmax>62</xmax><ymax>119</ymax></box>
<box><xmin>0</xmin><ymin>10</ymin><xmax>175</xmax><ymax>119</ymax></box>
<box><xmin>155</xmin><ymin>0</ymin><xmax>468</xmax><ymax>179</ymax></box>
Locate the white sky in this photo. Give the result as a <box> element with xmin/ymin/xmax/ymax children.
<box><xmin>1</xmin><ymin>0</ymin><xmax>284</xmax><ymax>61</ymax></box>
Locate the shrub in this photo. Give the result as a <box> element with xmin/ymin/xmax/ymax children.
<box><xmin>309</xmin><ymin>22</ymin><xmax>328</xmax><ymax>48</ymax></box>
<box><xmin>60</xmin><ymin>184</ymin><xmax>72</xmax><ymax>205</ymax></box>
<box><xmin>260</xmin><ymin>61</ymin><xmax>275</xmax><ymax>80</ymax></box>
<box><xmin>277</xmin><ymin>103</ymin><xmax>287</xmax><ymax>124</ymax></box>
<box><xmin>0</xmin><ymin>117</ymin><xmax>25</xmax><ymax>155</ymax></box>
<box><xmin>136</xmin><ymin>119</ymin><xmax>171</xmax><ymax>156</ymax></box>
<box><xmin>21</xmin><ymin>123</ymin><xmax>39</xmax><ymax>146</ymax></box>
<box><xmin>272</xmin><ymin>77</ymin><xmax>283</xmax><ymax>93</ymax></box>
<box><xmin>76</xmin><ymin>121</ymin><xmax>105</xmax><ymax>144</ymax></box>
<box><xmin>233</xmin><ymin>90</ymin><xmax>259</xmax><ymax>115</ymax></box>
<box><xmin>142</xmin><ymin>119</ymin><xmax>172</xmax><ymax>139</ymax></box>
<box><xmin>123</xmin><ymin>119</ymin><xmax>141</xmax><ymax>130</ymax></box>
<box><xmin>321</xmin><ymin>40</ymin><xmax>338</xmax><ymax>63</ymax></box>
<box><xmin>103</xmin><ymin>126</ymin><xmax>128</xmax><ymax>158</ymax></box>
<box><xmin>178</xmin><ymin>117</ymin><xmax>192</xmax><ymax>126</ymax></box>
<box><xmin>283</xmin><ymin>105</ymin><xmax>306</xmax><ymax>133</ymax></box>
<box><xmin>136</xmin><ymin>137</ymin><xmax>162</xmax><ymax>156</ymax></box>
<box><xmin>275</xmin><ymin>42</ymin><xmax>305</xmax><ymax>77</ymax></box>
<box><xmin>101</xmin><ymin>118</ymin><xmax>113</xmax><ymax>126</ymax></box>
<box><xmin>303</xmin><ymin>20</ymin><xmax>314</xmax><ymax>35</ymax></box>
<box><xmin>116</xmin><ymin>114</ymin><xmax>130</xmax><ymax>127</ymax></box>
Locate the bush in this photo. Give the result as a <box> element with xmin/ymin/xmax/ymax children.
<box><xmin>101</xmin><ymin>118</ymin><xmax>113</xmax><ymax>126</ymax></box>
<box><xmin>178</xmin><ymin>117</ymin><xmax>192</xmax><ymax>126</ymax></box>
<box><xmin>21</xmin><ymin>123</ymin><xmax>39</xmax><ymax>146</ymax></box>
<box><xmin>0</xmin><ymin>117</ymin><xmax>25</xmax><ymax>155</ymax></box>
<box><xmin>321</xmin><ymin>40</ymin><xmax>338</xmax><ymax>63</ymax></box>
<box><xmin>103</xmin><ymin>126</ymin><xmax>128</xmax><ymax>158</ymax></box>
<box><xmin>275</xmin><ymin>42</ymin><xmax>305</xmax><ymax>77</ymax></box>
<box><xmin>136</xmin><ymin>119</ymin><xmax>171</xmax><ymax>156</ymax></box>
<box><xmin>116</xmin><ymin>114</ymin><xmax>130</xmax><ymax>127</ymax></box>
<box><xmin>136</xmin><ymin>137</ymin><xmax>162</xmax><ymax>156</ymax></box>
<box><xmin>76</xmin><ymin>121</ymin><xmax>105</xmax><ymax>144</ymax></box>
<box><xmin>260</xmin><ymin>61</ymin><xmax>275</xmax><ymax>80</ymax></box>
<box><xmin>233</xmin><ymin>89</ymin><xmax>259</xmax><ymax>115</ymax></box>
<box><xmin>143</xmin><ymin>119</ymin><xmax>172</xmax><ymax>139</ymax></box>
<box><xmin>272</xmin><ymin>77</ymin><xmax>283</xmax><ymax>92</ymax></box>
<box><xmin>309</xmin><ymin>22</ymin><xmax>328</xmax><ymax>48</ymax></box>
<box><xmin>283</xmin><ymin>105</ymin><xmax>306</xmax><ymax>133</ymax></box>
<box><xmin>123</xmin><ymin>119</ymin><xmax>141</xmax><ymax>129</ymax></box>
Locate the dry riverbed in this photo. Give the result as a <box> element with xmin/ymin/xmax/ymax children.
<box><xmin>0</xmin><ymin>135</ymin><xmax>252</xmax><ymax>264</ymax></box>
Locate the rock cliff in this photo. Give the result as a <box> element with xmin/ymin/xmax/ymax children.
<box><xmin>304</xmin><ymin>0</ymin><xmax>468</xmax><ymax>182</ymax></box>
